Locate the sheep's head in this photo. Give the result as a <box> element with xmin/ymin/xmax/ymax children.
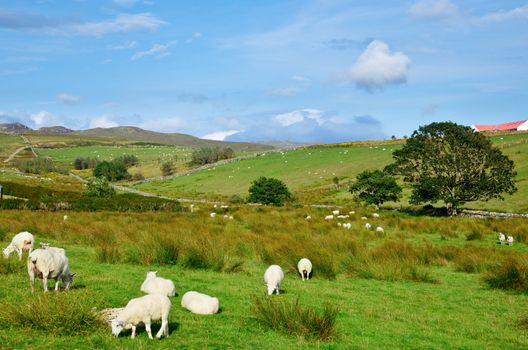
<box><xmin>266</xmin><ymin>284</ymin><xmax>275</xmax><ymax>295</ymax></box>
<box><xmin>110</xmin><ymin>319</ymin><xmax>124</xmax><ymax>337</ymax></box>
<box><xmin>62</xmin><ymin>273</ymin><xmax>76</xmax><ymax>289</ymax></box>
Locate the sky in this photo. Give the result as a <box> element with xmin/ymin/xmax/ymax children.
<box><xmin>0</xmin><ymin>0</ymin><xmax>527</xmax><ymax>143</ymax></box>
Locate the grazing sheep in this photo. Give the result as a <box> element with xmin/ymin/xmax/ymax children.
<box><xmin>372</xmin><ymin>213</ymin><xmax>380</xmax><ymax>218</ymax></box>
<box><xmin>264</xmin><ymin>265</ymin><xmax>284</xmax><ymax>295</ymax></box>
<box><xmin>181</xmin><ymin>291</ymin><xmax>220</xmax><ymax>315</ymax></box>
<box><xmin>349</xmin><ymin>211</ymin><xmax>355</xmax><ymax>215</ymax></box>
<box><xmin>361</xmin><ymin>216</ymin><xmax>368</xmax><ymax>220</ymax></box>
<box><xmin>110</xmin><ymin>294</ymin><xmax>171</xmax><ymax>339</ymax></box>
<box><xmin>365</xmin><ymin>223</ymin><xmax>372</xmax><ymax>230</ymax></box>
<box><xmin>63</xmin><ymin>215</ymin><xmax>68</xmax><ymax>221</ymax></box>
<box><xmin>376</xmin><ymin>226</ymin><xmax>384</xmax><ymax>233</ymax></box>
<box><xmin>3</xmin><ymin>231</ymin><xmax>34</xmax><ymax>260</ymax></box>
<box><xmin>332</xmin><ymin>210</ymin><xmax>340</xmax><ymax>215</ymax></box>
<box><xmin>190</xmin><ymin>204</ymin><xmax>195</xmax><ymax>213</ymax></box>
<box><xmin>306</xmin><ymin>215</ymin><xmax>311</xmax><ymax>220</ymax></box>
<box><xmin>343</xmin><ymin>223</ymin><xmax>352</xmax><ymax>229</ymax></box>
<box><xmin>27</xmin><ymin>248</ymin><xmax>75</xmax><ymax>292</ymax></box>
<box><xmin>325</xmin><ymin>215</ymin><xmax>334</xmax><ymax>220</ymax></box>
<box><xmin>140</xmin><ymin>271</ymin><xmax>176</xmax><ymax>297</ymax></box>
<box><xmin>337</xmin><ymin>222</ymin><xmax>342</xmax><ymax>227</ymax></box>
<box><xmin>337</xmin><ymin>215</ymin><xmax>349</xmax><ymax>219</ymax></box>
<box><xmin>220</xmin><ymin>205</ymin><xmax>229</xmax><ymax>209</ymax></box>
<box><xmin>210</xmin><ymin>212</ymin><xmax>217</xmax><ymax>218</ymax></box>
<box><xmin>507</xmin><ymin>236</ymin><xmax>514</xmax><ymax>246</ymax></box>
<box><xmin>498</xmin><ymin>232</ymin><xmax>506</xmax><ymax>245</ymax></box>
<box><xmin>297</xmin><ymin>258</ymin><xmax>312</xmax><ymax>281</ymax></box>
<box><xmin>39</xmin><ymin>243</ymin><xmax>66</xmax><ymax>256</ymax></box>
<box><xmin>229</xmin><ymin>216</ymin><xmax>234</xmax><ymax>220</ymax></box>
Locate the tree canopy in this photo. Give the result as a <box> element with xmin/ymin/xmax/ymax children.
<box><xmin>248</xmin><ymin>177</ymin><xmax>292</xmax><ymax>206</ymax></box>
<box><xmin>349</xmin><ymin>170</ymin><xmax>402</xmax><ymax>206</ymax></box>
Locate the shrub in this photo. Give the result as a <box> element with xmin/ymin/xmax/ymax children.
<box><xmin>190</xmin><ymin>147</ymin><xmax>235</xmax><ymax>166</ymax></box>
<box><xmin>161</xmin><ymin>161</ymin><xmax>174</xmax><ymax>176</ymax></box>
<box><xmin>16</xmin><ymin>157</ymin><xmax>68</xmax><ymax>175</ymax></box>
<box><xmin>0</xmin><ymin>293</ymin><xmax>104</xmax><ymax>335</ymax></box>
<box><xmin>228</xmin><ymin>194</ymin><xmax>245</xmax><ymax>204</ymax></box>
<box><xmin>73</xmin><ymin>157</ymin><xmax>99</xmax><ymax>170</ymax></box>
<box><xmin>84</xmin><ymin>178</ymin><xmax>116</xmax><ymax>198</ymax></box>
<box><xmin>251</xmin><ymin>297</ymin><xmax>339</xmax><ymax>341</ymax></box>
<box><xmin>131</xmin><ymin>172</ymin><xmax>145</xmax><ymax>181</ymax></box>
<box><xmin>113</xmin><ymin>154</ymin><xmax>139</xmax><ymax>167</ymax></box>
<box><xmin>248</xmin><ymin>177</ymin><xmax>292</xmax><ymax>206</ymax></box>
<box><xmin>484</xmin><ymin>256</ymin><xmax>528</xmax><ymax>293</ymax></box>
<box><xmin>93</xmin><ymin>161</ymin><xmax>129</xmax><ymax>181</ymax></box>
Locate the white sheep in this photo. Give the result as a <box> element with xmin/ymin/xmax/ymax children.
<box><xmin>111</xmin><ymin>294</ymin><xmax>171</xmax><ymax>339</ymax></box>
<box><xmin>324</xmin><ymin>215</ymin><xmax>334</xmax><ymax>220</ymax></box>
<box><xmin>361</xmin><ymin>216</ymin><xmax>368</xmax><ymax>220</ymax></box>
<box><xmin>507</xmin><ymin>236</ymin><xmax>514</xmax><ymax>246</ymax></box>
<box><xmin>140</xmin><ymin>271</ymin><xmax>176</xmax><ymax>297</ymax></box>
<box><xmin>264</xmin><ymin>265</ymin><xmax>284</xmax><ymax>295</ymax></box>
<box><xmin>297</xmin><ymin>258</ymin><xmax>312</xmax><ymax>281</ymax></box>
<box><xmin>337</xmin><ymin>215</ymin><xmax>349</xmax><ymax>219</ymax></box>
<box><xmin>63</xmin><ymin>215</ymin><xmax>68</xmax><ymax>221</ymax></box>
<box><xmin>181</xmin><ymin>291</ymin><xmax>220</xmax><ymax>315</ymax></box>
<box><xmin>365</xmin><ymin>223</ymin><xmax>372</xmax><ymax>230</ymax></box>
<box><xmin>190</xmin><ymin>204</ymin><xmax>195</xmax><ymax>213</ymax></box>
<box><xmin>349</xmin><ymin>211</ymin><xmax>355</xmax><ymax>215</ymax></box>
<box><xmin>498</xmin><ymin>233</ymin><xmax>506</xmax><ymax>245</ymax></box>
<box><xmin>343</xmin><ymin>223</ymin><xmax>352</xmax><ymax>229</ymax></box>
<box><xmin>372</xmin><ymin>213</ymin><xmax>380</xmax><ymax>218</ymax></box>
<box><xmin>3</xmin><ymin>231</ymin><xmax>34</xmax><ymax>260</ymax></box>
<box><xmin>39</xmin><ymin>243</ymin><xmax>66</xmax><ymax>256</ymax></box>
<box><xmin>376</xmin><ymin>226</ymin><xmax>384</xmax><ymax>233</ymax></box>
<box><xmin>229</xmin><ymin>216</ymin><xmax>234</xmax><ymax>220</ymax></box>
<box><xmin>306</xmin><ymin>215</ymin><xmax>311</xmax><ymax>220</ymax></box>
<box><xmin>332</xmin><ymin>210</ymin><xmax>340</xmax><ymax>215</ymax></box>
<box><xmin>27</xmin><ymin>248</ymin><xmax>75</xmax><ymax>292</ymax></box>
<box><xmin>210</xmin><ymin>212</ymin><xmax>217</xmax><ymax>218</ymax></box>
<box><xmin>220</xmin><ymin>205</ymin><xmax>229</xmax><ymax>209</ymax></box>
<box><xmin>337</xmin><ymin>222</ymin><xmax>342</xmax><ymax>227</ymax></box>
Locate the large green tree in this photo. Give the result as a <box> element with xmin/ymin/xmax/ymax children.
<box><xmin>385</xmin><ymin>122</ymin><xmax>517</xmax><ymax>215</ymax></box>
<box><xmin>248</xmin><ymin>177</ymin><xmax>292</xmax><ymax>206</ymax></box>
<box><xmin>349</xmin><ymin>170</ymin><xmax>402</xmax><ymax>206</ymax></box>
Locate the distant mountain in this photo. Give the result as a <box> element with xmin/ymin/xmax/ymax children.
<box><xmin>38</xmin><ymin>126</ymin><xmax>74</xmax><ymax>135</ymax></box>
<box><xmin>0</xmin><ymin>122</ymin><xmax>32</xmax><ymax>134</ymax></box>
<box><xmin>74</xmin><ymin>126</ymin><xmax>273</xmax><ymax>152</ymax></box>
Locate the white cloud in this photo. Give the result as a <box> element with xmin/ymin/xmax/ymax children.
<box><xmin>57</xmin><ymin>93</ymin><xmax>81</xmax><ymax>104</ymax></box>
<box><xmin>274</xmin><ymin>109</ymin><xmax>324</xmax><ymax>127</ymax></box>
<box><xmin>409</xmin><ymin>0</ymin><xmax>458</xmax><ymax>19</ymax></box>
<box><xmin>202</xmin><ymin>130</ymin><xmax>240</xmax><ymax>141</ymax></box>
<box><xmin>186</xmin><ymin>32</ymin><xmax>202</xmax><ymax>43</ymax></box>
<box><xmin>347</xmin><ymin>40</ymin><xmax>411</xmax><ymax>90</ymax></box>
<box><xmin>68</xmin><ymin>13</ymin><xmax>166</xmax><ymax>36</ymax></box>
<box><xmin>131</xmin><ymin>41</ymin><xmax>176</xmax><ymax>60</ymax></box>
<box><xmin>30</xmin><ymin>111</ymin><xmax>53</xmax><ymax>126</ymax></box>
<box><xmin>109</xmin><ymin>40</ymin><xmax>137</xmax><ymax>50</ymax></box>
<box><xmin>291</xmin><ymin>75</ymin><xmax>309</xmax><ymax>81</ymax></box>
<box><xmin>139</xmin><ymin>117</ymin><xmax>186</xmax><ymax>132</ymax></box>
<box><xmin>270</xmin><ymin>87</ymin><xmax>302</xmax><ymax>97</ymax></box>
<box><xmin>89</xmin><ymin>116</ymin><xmax>118</xmax><ymax>128</ymax></box>
<box><xmin>476</xmin><ymin>6</ymin><xmax>528</xmax><ymax>24</ymax></box>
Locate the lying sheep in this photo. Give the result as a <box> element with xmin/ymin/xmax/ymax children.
<box><xmin>365</xmin><ymin>223</ymin><xmax>372</xmax><ymax>230</ymax></box>
<box><xmin>324</xmin><ymin>215</ymin><xmax>334</xmax><ymax>220</ymax></box>
<box><xmin>306</xmin><ymin>215</ymin><xmax>311</xmax><ymax>220</ymax></box>
<box><xmin>297</xmin><ymin>258</ymin><xmax>312</xmax><ymax>281</ymax></box>
<box><xmin>3</xmin><ymin>231</ymin><xmax>34</xmax><ymax>260</ymax></box>
<box><xmin>343</xmin><ymin>223</ymin><xmax>352</xmax><ymax>229</ymax></box>
<box><xmin>111</xmin><ymin>294</ymin><xmax>171</xmax><ymax>339</ymax></box>
<box><xmin>264</xmin><ymin>265</ymin><xmax>284</xmax><ymax>295</ymax></box>
<box><xmin>63</xmin><ymin>215</ymin><xmax>68</xmax><ymax>221</ymax></box>
<box><xmin>376</xmin><ymin>226</ymin><xmax>384</xmax><ymax>233</ymax></box>
<box><xmin>27</xmin><ymin>248</ymin><xmax>75</xmax><ymax>292</ymax></box>
<box><xmin>210</xmin><ymin>212</ymin><xmax>217</xmax><ymax>218</ymax></box>
<box><xmin>349</xmin><ymin>211</ymin><xmax>355</xmax><ymax>215</ymax></box>
<box><xmin>361</xmin><ymin>216</ymin><xmax>368</xmax><ymax>220</ymax></box>
<box><xmin>507</xmin><ymin>236</ymin><xmax>514</xmax><ymax>246</ymax></box>
<box><xmin>372</xmin><ymin>213</ymin><xmax>380</xmax><ymax>218</ymax></box>
<box><xmin>181</xmin><ymin>291</ymin><xmax>220</xmax><ymax>315</ymax></box>
<box><xmin>337</xmin><ymin>222</ymin><xmax>342</xmax><ymax>227</ymax></box>
<box><xmin>498</xmin><ymin>233</ymin><xmax>506</xmax><ymax>245</ymax></box>
<box><xmin>332</xmin><ymin>210</ymin><xmax>340</xmax><ymax>215</ymax></box>
<box><xmin>337</xmin><ymin>215</ymin><xmax>349</xmax><ymax>219</ymax></box>
<box><xmin>140</xmin><ymin>271</ymin><xmax>176</xmax><ymax>297</ymax></box>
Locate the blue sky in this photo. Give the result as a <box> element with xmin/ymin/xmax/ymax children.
<box><xmin>0</xmin><ymin>0</ymin><xmax>527</xmax><ymax>143</ymax></box>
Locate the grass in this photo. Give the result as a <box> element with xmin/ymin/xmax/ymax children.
<box><xmin>484</xmin><ymin>256</ymin><xmax>528</xmax><ymax>293</ymax></box>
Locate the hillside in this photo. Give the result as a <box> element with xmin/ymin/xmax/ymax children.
<box><xmin>0</xmin><ymin>122</ymin><xmax>32</xmax><ymax>134</ymax></box>
<box><xmin>38</xmin><ymin>126</ymin><xmax>74</xmax><ymax>134</ymax></box>
<box><xmin>75</xmin><ymin>126</ymin><xmax>273</xmax><ymax>152</ymax></box>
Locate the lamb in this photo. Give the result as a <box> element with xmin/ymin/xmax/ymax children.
<box><xmin>332</xmin><ymin>210</ymin><xmax>340</xmax><ymax>215</ymax></box>
<box><xmin>365</xmin><ymin>223</ymin><xmax>372</xmax><ymax>230</ymax></box>
<box><xmin>507</xmin><ymin>235</ymin><xmax>514</xmax><ymax>246</ymax></box>
<box><xmin>140</xmin><ymin>271</ymin><xmax>176</xmax><ymax>297</ymax></box>
<box><xmin>297</xmin><ymin>258</ymin><xmax>312</xmax><ymax>281</ymax></box>
<box><xmin>343</xmin><ymin>223</ymin><xmax>352</xmax><ymax>229</ymax></box>
<box><xmin>361</xmin><ymin>216</ymin><xmax>368</xmax><ymax>220</ymax></box>
<box><xmin>39</xmin><ymin>243</ymin><xmax>66</xmax><ymax>256</ymax></box>
<box><xmin>210</xmin><ymin>212</ymin><xmax>217</xmax><ymax>218</ymax></box>
<box><xmin>306</xmin><ymin>215</ymin><xmax>311</xmax><ymax>220</ymax></box>
<box><xmin>498</xmin><ymin>232</ymin><xmax>506</xmax><ymax>245</ymax></box>
<box><xmin>110</xmin><ymin>294</ymin><xmax>171</xmax><ymax>339</ymax></box>
<box><xmin>181</xmin><ymin>291</ymin><xmax>220</xmax><ymax>315</ymax></box>
<box><xmin>3</xmin><ymin>231</ymin><xmax>34</xmax><ymax>260</ymax></box>
<box><xmin>27</xmin><ymin>248</ymin><xmax>75</xmax><ymax>292</ymax></box>
<box><xmin>324</xmin><ymin>215</ymin><xmax>334</xmax><ymax>220</ymax></box>
<box><xmin>376</xmin><ymin>226</ymin><xmax>384</xmax><ymax>233</ymax></box>
<box><xmin>372</xmin><ymin>213</ymin><xmax>380</xmax><ymax>218</ymax></box>
<box><xmin>264</xmin><ymin>265</ymin><xmax>284</xmax><ymax>295</ymax></box>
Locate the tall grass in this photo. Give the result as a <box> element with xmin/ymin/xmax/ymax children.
<box><xmin>251</xmin><ymin>296</ymin><xmax>339</xmax><ymax>341</ymax></box>
<box><xmin>0</xmin><ymin>257</ymin><xmax>26</xmax><ymax>275</ymax></box>
<box><xmin>484</xmin><ymin>256</ymin><xmax>528</xmax><ymax>293</ymax></box>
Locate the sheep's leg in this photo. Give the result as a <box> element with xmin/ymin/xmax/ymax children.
<box><xmin>276</xmin><ymin>286</ymin><xmax>280</xmax><ymax>295</ymax></box>
<box><xmin>42</xmin><ymin>274</ymin><xmax>48</xmax><ymax>292</ymax></box>
<box><xmin>145</xmin><ymin>321</ymin><xmax>153</xmax><ymax>339</ymax></box>
<box><xmin>301</xmin><ymin>273</ymin><xmax>304</xmax><ymax>281</ymax></box>
<box><xmin>131</xmin><ymin>325</ymin><xmax>136</xmax><ymax>339</ymax></box>
<box><xmin>17</xmin><ymin>248</ymin><xmax>22</xmax><ymax>261</ymax></box>
<box><xmin>156</xmin><ymin>319</ymin><xmax>168</xmax><ymax>339</ymax></box>
<box><xmin>54</xmin><ymin>279</ymin><xmax>60</xmax><ymax>292</ymax></box>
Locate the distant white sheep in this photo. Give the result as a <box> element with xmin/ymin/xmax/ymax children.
<box><xmin>181</xmin><ymin>291</ymin><xmax>220</xmax><ymax>315</ymax></box>
<box><xmin>332</xmin><ymin>210</ymin><xmax>340</xmax><ymax>215</ymax></box>
<box><xmin>349</xmin><ymin>211</ymin><xmax>355</xmax><ymax>215</ymax></box>
<box><xmin>63</xmin><ymin>215</ymin><xmax>68</xmax><ymax>221</ymax></box>
<box><xmin>3</xmin><ymin>231</ymin><xmax>34</xmax><ymax>260</ymax></box>
<box><xmin>343</xmin><ymin>223</ymin><xmax>352</xmax><ymax>229</ymax></box>
<box><xmin>361</xmin><ymin>216</ymin><xmax>367</xmax><ymax>220</ymax></box>
<box><xmin>111</xmin><ymin>294</ymin><xmax>171</xmax><ymax>339</ymax></box>
<box><xmin>372</xmin><ymin>213</ymin><xmax>380</xmax><ymax>218</ymax></box>
<box><xmin>220</xmin><ymin>205</ymin><xmax>229</xmax><ymax>209</ymax></box>
<box><xmin>27</xmin><ymin>248</ymin><xmax>75</xmax><ymax>292</ymax></box>
<box><xmin>337</xmin><ymin>222</ymin><xmax>342</xmax><ymax>227</ymax></box>
<box><xmin>507</xmin><ymin>236</ymin><xmax>514</xmax><ymax>246</ymax></box>
<box><xmin>325</xmin><ymin>215</ymin><xmax>334</xmax><ymax>220</ymax></box>
<box><xmin>140</xmin><ymin>271</ymin><xmax>176</xmax><ymax>297</ymax></box>
<box><xmin>210</xmin><ymin>212</ymin><xmax>217</xmax><ymax>218</ymax></box>
<box><xmin>297</xmin><ymin>258</ymin><xmax>312</xmax><ymax>281</ymax></box>
<box><xmin>229</xmin><ymin>216</ymin><xmax>234</xmax><ymax>220</ymax></box>
<box><xmin>498</xmin><ymin>233</ymin><xmax>506</xmax><ymax>245</ymax></box>
<box><xmin>365</xmin><ymin>223</ymin><xmax>372</xmax><ymax>230</ymax></box>
<box><xmin>376</xmin><ymin>226</ymin><xmax>384</xmax><ymax>233</ymax></box>
<box><xmin>306</xmin><ymin>215</ymin><xmax>311</xmax><ymax>220</ymax></box>
<box><xmin>337</xmin><ymin>215</ymin><xmax>349</xmax><ymax>219</ymax></box>
<box><xmin>264</xmin><ymin>265</ymin><xmax>284</xmax><ymax>295</ymax></box>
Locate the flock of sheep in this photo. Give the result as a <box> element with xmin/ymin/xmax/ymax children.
<box><xmin>318</xmin><ymin>209</ymin><xmax>384</xmax><ymax>233</ymax></box>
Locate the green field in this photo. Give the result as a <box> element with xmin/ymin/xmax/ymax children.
<box><xmin>1</xmin><ymin>208</ymin><xmax>528</xmax><ymax>349</ymax></box>
<box><xmin>0</xmin><ymin>134</ymin><xmax>25</xmax><ymax>159</ymax></box>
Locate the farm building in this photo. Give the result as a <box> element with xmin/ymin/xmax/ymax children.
<box><xmin>472</xmin><ymin>120</ymin><xmax>528</xmax><ymax>132</ymax></box>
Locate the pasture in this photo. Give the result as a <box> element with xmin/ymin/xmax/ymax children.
<box><xmin>1</xmin><ymin>207</ymin><xmax>528</xmax><ymax>349</ymax></box>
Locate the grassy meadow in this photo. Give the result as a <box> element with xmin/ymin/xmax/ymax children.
<box><xmin>1</xmin><ymin>207</ymin><xmax>528</xmax><ymax>349</ymax></box>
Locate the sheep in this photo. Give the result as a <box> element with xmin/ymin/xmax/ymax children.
<box><xmin>27</xmin><ymin>248</ymin><xmax>75</xmax><ymax>292</ymax></box>
<box><xmin>498</xmin><ymin>232</ymin><xmax>506</xmax><ymax>245</ymax></box>
<box><xmin>3</xmin><ymin>231</ymin><xmax>34</xmax><ymax>260</ymax></box>
<box><xmin>39</xmin><ymin>243</ymin><xmax>66</xmax><ymax>256</ymax></box>
<box><xmin>210</xmin><ymin>212</ymin><xmax>217</xmax><ymax>218</ymax></box>
<box><xmin>365</xmin><ymin>223</ymin><xmax>372</xmax><ymax>230</ymax></box>
<box><xmin>140</xmin><ymin>271</ymin><xmax>176</xmax><ymax>297</ymax></box>
<box><xmin>181</xmin><ymin>291</ymin><xmax>220</xmax><ymax>315</ymax></box>
<box><xmin>349</xmin><ymin>211</ymin><xmax>355</xmax><ymax>215</ymax></box>
<box><xmin>110</xmin><ymin>294</ymin><xmax>171</xmax><ymax>339</ymax></box>
<box><xmin>361</xmin><ymin>216</ymin><xmax>368</xmax><ymax>220</ymax></box>
<box><xmin>337</xmin><ymin>215</ymin><xmax>349</xmax><ymax>219</ymax></box>
<box><xmin>220</xmin><ymin>205</ymin><xmax>229</xmax><ymax>209</ymax></box>
<box><xmin>372</xmin><ymin>213</ymin><xmax>380</xmax><ymax>218</ymax></box>
<box><xmin>264</xmin><ymin>265</ymin><xmax>284</xmax><ymax>295</ymax></box>
<box><xmin>306</xmin><ymin>215</ymin><xmax>311</xmax><ymax>220</ymax></box>
<box><xmin>376</xmin><ymin>226</ymin><xmax>384</xmax><ymax>233</ymax></box>
<box><xmin>324</xmin><ymin>215</ymin><xmax>334</xmax><ymax>220</ymax></box>
<box><xmin>63</xmin><ymin>215</ymin><xmax>68</xmax><ymax>221</ymax></box>
<box><xmin>343</xmin><ymin>223</ymin><xmax>352</xmax><ymax>229</ymax></box>
<box><xmin>190</xmin><ymin>204</ymin><xmax>195</xmax><ymax>213</ymax></box>
<box><xmin>332</xmin><ymin>210</ymin><xmax>340</xmax><ymax>215</ymax></box>
<box><xmin>229</xmin><ymin>216</ymin><xmax>234</xmax><ymax>220</ymax></box>
<box><xmin>337</xmin><ymin>222</ymin><xmax>342</xmax><ymax>227</ymax></box>
<box><xmin>297</xmin><ymin>258</ymin><xmax>312</xmax><ymax>281</ymax></box>
<box><xmin>507</xmin><ymin>236</ymin><xmax>514</xmax><ymax>246</ymax></box>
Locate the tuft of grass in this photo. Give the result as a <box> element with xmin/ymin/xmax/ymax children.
<box><xmin>0</xmin><ymin>293</ymin><xmax>104</xmax><ymax>335</ymax></box>
<box><xmin>466</xmin><ymin>229</ymin><xmax>484</xmax><ymax>241</ymax></box>
<box><xmin>0</xmin><ymin>257</ymin><xmax>26</xmax><ymax>275</ymax></box>
<box><xmin>95</xmin><ymin>245</ymin><xmax>121</xmax><ymax>264</ymax></box>
<box><xmin>251</xmin><ymin>296</ymin><xmax>339</xmax><ymax>341</ymax></box>
<box><xmin>484</xmin><ymin>256</ymin><xmax>528</xmax><ymax>293</ymax></box>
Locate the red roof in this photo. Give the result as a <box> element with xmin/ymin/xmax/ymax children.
<box><xmin>473</xmin><ymin>120</ymin><xmax>527</xmax><ymax>131</ymax></box>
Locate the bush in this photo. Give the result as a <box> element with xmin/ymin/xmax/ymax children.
<box><xmin>16</xmin><ymin>157</ymin><xmax>68</xmax><ymax>175</ymax></box>
<box><xmin>0</xmin><ymin>293</ymin><xmax>104</xmax><ymax>335</ymax></box>
<box><xmin>84</xmin><ymin>178</ymin><xmax>116</xmax><ymax>198</ymax></box>
<box><xmin>248</xmin><ymin>177</ymin><xmax>292</xmax><ymax>206</ymax></box>
<box><xmin>93</xmin><ymin>161</ymin><xmax>129</xmax><ymax>181</ymax></box>
<box><xmin>228</xmin><ymin>194</ymin><xmax>245</xmax><ymax>204</ymax></box>
<box><xmin>484</xmin><ymin>256</ymin><xmax>528</xmax><ymax>293</ymax></box>
<box><xmin>190</xmin><ymin>147</ymin><xmax>235</xmax><ymax>166</ymax></box>
<box><xmin>161</xmin><ymin>161</ymin><xmax>173</xmax><ymax>176</ymax></box>
<box><xmin>251</xmin><ymin>297</ymin><xmax>339</xmax><ymax>341</ymax></box>
<box><xmin>73</xmin><ymin>157</ymin><xmax>99</xmax><ymax>170</ymax></box>
<box><xmin>113</xmin><ymin>154</ymin><xmax>139</xmax><ymax>167</ymax></box>
<box><xmin>131</xmin><ymin>172</ymin><xmax>145</xmax><ymax>181</ymax></box>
